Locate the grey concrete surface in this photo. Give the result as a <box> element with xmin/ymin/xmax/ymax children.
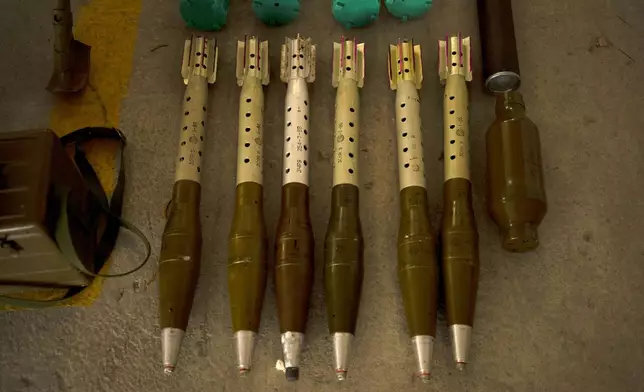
<box><xmin>1</xmin><ymin>0</ymin><xmax>644</xmax><ymax>391</ymax></box>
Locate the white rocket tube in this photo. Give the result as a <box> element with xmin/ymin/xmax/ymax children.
<box><xmin>280</xmin><ymin>35</ymin><xmax>316</xmax><ymax>186</ymax></box>
<box><xmin>439</xmin><ymin>35</ymin><xmax>473</xmax><ymax>182</ymax></box>
<box><xmin>332</xmin><ymin>38</ymin><xmax>364</xmax><ymax>187</ymax></box>
<box><xmin>388</xmin><ymin>40</ymin><xmax>426</xmax><ymax>191</ymax></box>
<box><xmin>235</xmin><ymin>37</ymin><xmax>269</xmax><ymax>186</ymax></box>
<box><xmin>176</xmin><ymin>36</ymin><xmax>218</xmax><ymax>183</ymax></box>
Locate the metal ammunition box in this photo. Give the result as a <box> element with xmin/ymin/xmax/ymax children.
<box><xmin>0</xmin><ymin>129</ymin><xmax>98</xmax><ymax>292</ymax></box>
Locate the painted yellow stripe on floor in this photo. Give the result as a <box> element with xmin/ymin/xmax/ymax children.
<box><xmin>45</xmin><ymin>0</ymin><xmax>143</xmax><ymax>306</ymax></box>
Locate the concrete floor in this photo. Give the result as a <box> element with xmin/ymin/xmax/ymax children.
<box><xmin>1</xmin><ymin>0</ymin><xmax>644</xmax><ymax>391</ymax></box>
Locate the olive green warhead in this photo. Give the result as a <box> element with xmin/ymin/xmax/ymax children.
<box><xmin>486</xmin><ymin>91</ymin><xmax>547</xmax><ymax>252</ymax></box>
<box><xmin>275</xmin><ymin>35</ymin><xmax>316</xmax><ymax>381</ymax></box>
<box><xmin>227</xmin><ymin>36</ymin><xmax>270</xmax><ymax>376</ymax></box>
<box><xmin>158</xmin><ymin>35</ymin><xmax>218</xmax><ymax>374</ymax></box>
<box><xmin>388</xmin><ymin>39</ymin><xmax>439</xmax><ymax>383</ymax></box>
<box><xmin>439</xmin><ymin>35</ymin><xmax>480</xmax><ymax>370</ymax></box>
<box><xmin>324</xmin><ymin>37</ymin><xmax>365</xmax><ymax>381</ymax></box>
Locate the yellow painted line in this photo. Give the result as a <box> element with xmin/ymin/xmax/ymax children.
<box><xmin>27</xmin><ymin>0</ymin><xmax>143</xmax><ymax>306</ymax></box>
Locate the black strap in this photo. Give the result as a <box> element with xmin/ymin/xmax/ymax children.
<box><xmin>61</xmin><ymin>127</ymin><xmax>126</xmax><ymax>269</ymax></box>
<box><xmin>0</xmin><ymin>127</ymin><xmax>150</xmax><ymax>307</ymax></box>
<box><xmin>61</xmin><ymin>127</ymin><xmax>151</xmax><ymax>278</ymax></box>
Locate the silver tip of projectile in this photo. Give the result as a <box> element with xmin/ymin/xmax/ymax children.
<box><xmin>333</xmin><ymin>332</ymin><xmax>353</xmax><ymax>381</ymax></box>
<box><xmin>285</xmin><ymin>367</ymin><xmax>300</xmax><ymax>381</ymax></box>
<box><xmin>161</xmin><ymin>327</ymin><xmax>185</xmax><ymax>375</ymax></box>
<box><xmin>412</xmin><ymin>335</ymin><xmax>434</xmax><ymax>382</ymax></box>
<box><xmin>234</xmin><ymin>330</ymin><xmax>256</xmax><ymax>376</ymax></box>
<box><xmin>456</xmin><ymin>362</ymin><xmax>466</xmax><ymax>372</ymax></box>
<box><xmin>281</xmin><ymin>332</ymin><xmax>304</xmax><ymax>381</ymax></box>
<box><xmin>449</xmin><ymin>324</ymin><xmax>472</xmax><ymax>367</ymax></box>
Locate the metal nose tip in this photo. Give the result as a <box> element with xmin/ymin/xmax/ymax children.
<box><xmin>336</xmin><ymin>369</ymin><xmax>347</xmax><ymax>381</ymax></box>
<box><xmin>412</xmin><ymin>335</ymin><xmax>434</xmax><ymax>380</ymax></box>
<box><xmin>449</xmin><ymin>324</ymin><xmax>472</xmax><ymax>365</ymax></box>
<box><xmin>161</xmin><ymin>327</ymin><xmax>184</xmax><ymax>375</ymax></box>
<box><xmin>333</xmin><ymin>332</ymin><xmax>353</xmax><ymax>378</ymax></box>
<box><xmin>234</xmin><ymin>330</ymin><xmax>256</xmax><ymax>377</ymax></box>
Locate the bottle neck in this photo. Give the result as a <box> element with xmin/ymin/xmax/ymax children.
<box><xmin>496</xmin><ymin>103</ymin><xmax>526</xmax><ymax>120</ymax></box>
<box><xmin>495</xmin><ymin>91</ymin><xmax>527</xmax><ymax>120</ymax></box>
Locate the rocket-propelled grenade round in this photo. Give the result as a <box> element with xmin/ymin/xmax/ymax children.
<box><xmin>438</xmin><ymin>35</ymin><xmax>480</xmax><ymax>371</ymax></box>
<box><xmin>158</xmin><ymin>35</ymin><xmax>218</xmax><ymax>375</ymax></box>
<box><xmin>388</xmin><ymin>39</ymin><xmax>439</xmax><ymax>383</ymax></box>
<box><xmin>477</xmin><ymin>0</ymin><xmax>521</xmax><ymax>93</ymax></box>
<box><xmin>486</xmin><ymin>91</ymin><xmax>547</xmax><ymax>252</ymax></box>
<box><xmin>324</xmin><ymin>37</ymin><xmax>365</xmax><ymax>382</ymax></box>
<box><xmin>227</xmin><ymin>36</ymin><xmax>270</xmax><ymax>376</ymax></box>
<box><xmin>275</xmin><ymin>34</ymin><xmax>316</xmax><ymax>382</ymax></box>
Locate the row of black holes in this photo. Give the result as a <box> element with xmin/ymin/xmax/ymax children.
<box><xmin>288</xmin><ymin>47</ymin><xmax>307</xmax><ymax>70</ymax></box>
<box><xmin>346</xmin><ymin>107</ymin><xmax>356</xmax><ymax>127</ymax></box>
<box><xmin>281</xmin><ymin>97</ymin><xmax>312</xmax><ymax>173</ymax></box>
<box><xmin>343</xmin><ymin>105</ymin><xmax>357</xmax><ymax>174</ymax></box>
<box><xmin>180</xmin><ymin>91</ymin><xmax>204</xmax><ymax>169</ymax></box>
<box><xmin>194</xmin><ymin>51</ymin><xmax>208</xmax><ymax>70</ymax></box>
<box><xmin>448</xmin><ymin>94</ymin><xmax>457</xmax><ymax>160</ymax></box>
<box><xmin>345</xmin><ymin>104</ymin><xmax>358</xmax><ymax>173</ymax></box>
<box><xmin>284</xmin><ymin>102</ymin><xmax>308</xmax><ymax>129</ymax></box>
<box><xmin>242</xmin><ymin>94</ymin><xmax>257</xmax><ymax>162</ymax></box>
<box><xmin>242</xmin><ymin>96</ymin><xmax>256</xmax><ymax>163</ymax></box>
<box><xmin>180</xmin><ymin>94</ymin><xmax>205</xmax><ymax>168</ymax></box>
<box><xmin>249</xmin><ymin>52</ymin><xmax>260</xmax><ymax>70</ymax></box>
<box><xmin>397</xmin><ymin>56</ymin><xmax>410</xmax><ymax>75</ymax></box>
<box><xmin>340</xmin><ymin>52</ymin><xmax>354</xmax><ymax>72</ymax></box>
<box><xmin>451</xmin><ymin>50</ymin><xmax>464</xmax><ymax>67</ymax></box>
<box><xmin>243</xmin><ymin>98</ymin><xmax>255</xmax><ymax>127</ymax></box>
